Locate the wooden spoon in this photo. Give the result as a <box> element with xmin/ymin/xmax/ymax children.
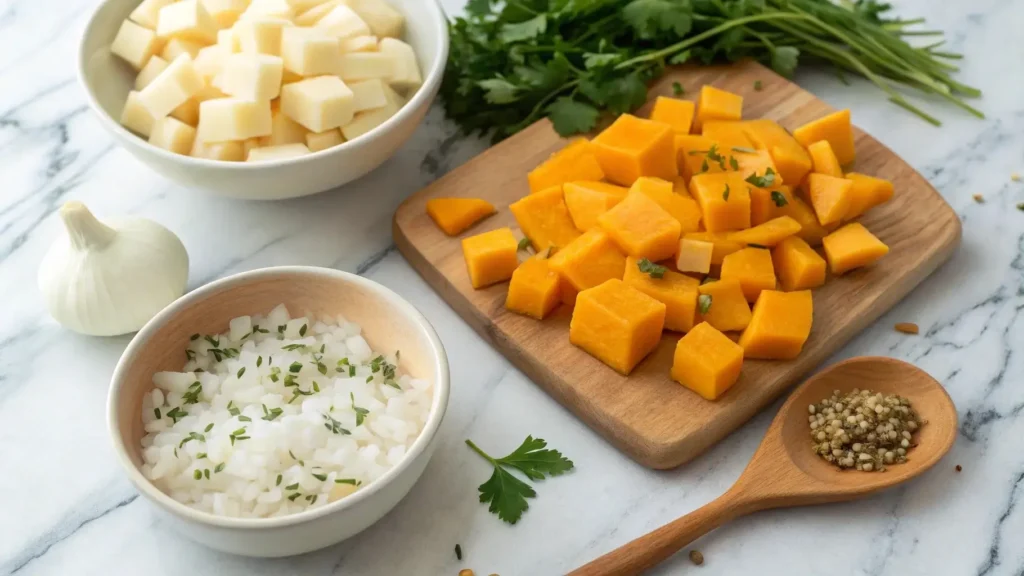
<box><xmin>570</xmin><ymin>356</ymin><xmax>957</xmax><ymax>576</ymax></box>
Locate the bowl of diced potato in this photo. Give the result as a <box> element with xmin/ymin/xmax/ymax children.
<box><xmin>78</xmin><ymin>0</ymin><xmax>448</xmax><ymax>200</ymax></box>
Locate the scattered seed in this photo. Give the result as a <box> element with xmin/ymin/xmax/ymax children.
<box><xmin>894</xmin><ymin>322</ymin><xmax>919</xmax><ymax>335</ymax></box>
<box><xmin>458</xmin><ymin>570</ymin><xmax>475</xmax><ymax>576</ymax></box>
<box><xmin>972</xmin><ymin>194</ymin><xmax>984</xmax><ymax>203</ymax></box>
<box><xmin>1012</xmin><ymin>173</ymin><xmax>1021</xmax><ymax>182</ymax></box>
<box><xmin>955</xmin><ymin>464</ymin><xmax>963</xmax><ymax>472</ymax></box>
<box><xmin>1016</xmin><ymin>203</ymin><xmax>1024</xmax><ymax>212</ymax></box>
<box><xmin>809</xmin><ymin>388</ymin><xmax>922</xmax><ymax>472</ymax></box>
<box><xmin>455</xmin><ymin>544</ymin><xmax>463</xmax><ymax>561</ymax></box>
<box><xmin>689</xmin><ymin>550</ymin><xmax>704</xmax><ymax>566</ymax></box>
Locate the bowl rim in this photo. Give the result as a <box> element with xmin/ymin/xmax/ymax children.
<box><xmin>107</xmin><ymin>265</ymin><xmax>451</xmax><ymax>529</ymax></box>
<box><xmin>77</xmin><ymin>0</ymin><xmax>450</xmax><ymax>169</ymax></box>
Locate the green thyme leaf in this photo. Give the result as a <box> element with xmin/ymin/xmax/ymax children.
<box><xmin>698</xmin><ymin>294</ymin><xmax>713</xmax><ymax>314</ymax></box>
<box><xmin>771</xmin><ymin>190</ymin><xmax>789</xmax><ymax>207</ymax></box>
<box><xmin>637</xmin><ymin>258</ymin><xmax>667</xmax><ymax>279</ymax></box>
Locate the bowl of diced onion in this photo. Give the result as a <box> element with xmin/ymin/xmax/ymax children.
<box><xmin>77</xmin><ymin>0</ymin><xmax>449</xmax><ymax>200</ymax></box>
<box><xmin>108</xmin><ymin>266</ymin><xmax>450</xmax><ymax>556</ymax></box>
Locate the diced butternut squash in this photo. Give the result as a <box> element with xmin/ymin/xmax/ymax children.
<box><xmin>461</xmin><ymin>227</ymin><xmax>519</xmax><ymax>289</ymax></box>
<box><xmin>509</xmin><ymin>186</ymin><xmax>581</xmax><ymax>251</ymax></box>
<box><xmin>569</xmin><ymin>279</ymin><xmax>666</xmax><ymax>375</ymax></box>
<box><xmin>650</xmin><ymin>97</ymin><xmax>695</xmax><ymax>134</ymax></box>
<box><xmin>741</xmin><ymin>119</ymin><xmax>812</xmax><ymax>185</ymax></box>
<box><xmin>821</xmin><ymin>222</ymin><xmax>889</xmax><ymax>274</ymax></box>
<box><xmin>684</xmin><ymin>232</ymin><xmax>743</xmax><ymax>265</ymax></box>
<box><xmin>676</xmin><ymin>237</ymin><xmax>714</xmax><ymax>274</ymax></box>
<box><xmin>806</xmin><ymin>140</ymin><xmax>843</xmax><ymax>178</ymax></box>
<box><xmin>721</xmin><ymin>247</ymin><xmax>776</xmax><ymax>302</ymax></box>
<box><xmin>733</xmin><ymin>149</ymin><xmax>781</xmax><ymax>184</ymax></box>
<box><xmin>671</xmin><ymin>322</ymin><xmax>744</xmax><ymax>400</ymax></box>
<box><xmin>624</xmin><ymin>256</ymin><xmax>700</xmax><ymax>333</ymax></box>
<box><xmin>693</xmin><ymin>86</ymin><xmax>743</xmax><ymax>132</ymax></box>
<box><xmin>727</xmin><ymin>216</ymin><xmax>802</xmax><ymax>247</ymax></box>
<box><xmin>598</xmin><ymin>191</ymin><xmax>681</xmax><ymax>261</ymax></box>
<box><xmin>701</xmin><ymin>121</ymin><xmax>753</xmax><ymax>149</ymax></box>
<box><xmin>593</xmin><ymin>114</ymin><xmax>677</xmax><ymax>186</ymax></box>
<box><xmin>563</xmin><ymin>181</ymin><xmax>628</xmax><ymax>231</ymax></box>
<box><xmin>793</xmin><ymin>109</ymin><xmax>855</xmax><ymax>165</ymax></box>
<box><xmin>738</xmin><ymin>290</ymin><xmax>813</xmax><ymax>360</ymax></box>
<box><xmin>688</xmin><ymin>172</ymin><xmax>751</xmax><ymax>232</ymax></box>
<box><xmin>630</xmin><ymin>177</ymin><xmax>701</xmax><ymax>233</ymax></box>
<box><xmin>672</xmin><ymin>177</ymin><xmax>692</xmax><ymax>197</ymax></box>
<box><xmin>549</xmin><ymin>228</ymin><xmax>627</xmax><ymax>305</ymax></box>
<box><xmin>696</xmin><ymin>279</ymin><xmax>752</xmax><ymax>332</ymax></box>
<box><xmin>807</xmin><ymin>173</ymin><xmax>853</xmax><ymax>226</ymax></box>
<box><xmin>749</xmin><ymin>185</ymin><xmax>793</xmax><ymax>226</ymax></box>
<box><xmin>779</xmin><ymin>196</ymin><xmax>829</xmax><ymax>246</ymax></box>
<box><xmin>505</xmin><ymin>257</ymin><xmax>561</xmax><ymax>319</ymax></box>
<box><xmin>844</xmin><ymin>173</ymin><xmax>894</xmax><ymax>220</ymax></box>
<box><xmin>675</xmin><ymin>134</ymin><xmax>725</xmax><ymax>183</ymax></box>
<box><xmin>528</xmin><ymin>139</ymin><xmax>604</xmax><ymax>193</ymax></box>
<box><xmin>426</xmin><ymin>197</ymin><xmax>495</xmax><ymax>236</ymax></box>
<box><xmin>772</xmin><ymin>236</ymin><xmax>827</xmax><ymax>291</ymax></box>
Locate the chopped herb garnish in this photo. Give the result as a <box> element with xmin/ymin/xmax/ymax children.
<box><xmin>287</xmin><ymin>493</ymin><xmax>302</xmax><ymax>501</ymax></box>
<box><xmin>349</xmin><ymin>365</ymin><xmax>356</xmax><ymax>377</ymax></box>
<box><xmin>179</xmin><ymin>432</ymin><xmax>206</xmax><ymax>448</ymax></box>
<box><xmin>517</xmin><ymin>237</ymin><xmax>532</xmax><ymax>252</ymax></box>
<box><xmin>731</xmin><ymin>146</ymin><xmax>757</xmax><ymax>154</ymax></box>
<box><xmin>754</xmin><ymin>79</ymin><xmax>763</xmax><ymax>91</ymax></box>
<box><xmin>335</xmin><ymin>478</ymin><xmax>361</xmax><ymax>486</ymax></box>
<box><xmin>277</xmin><ymin>325</ymin><xmax>286</xmax><ymax>334</ymax></box>
<box><xmin>196</xmin><ymin>452</ymin><xmax>207</xmax><ymax>459</ymax></box>
<box><xmin>289</xmin><ymin>450</ymin><xmax>298</xmax><ymax>461</ymax></box>
<box><xmin>166</xmin><ymin>407</ymin><xmax>188</xmax><ymax>423</ymax></box>
<box><xmin>154</xmin><ymin>408</ymin><xmax>161</xmax><ymax>420</ymax></box>
<box><xmin>700</xmin><ymin>158</ymin><xmax>709</xmax><ymax>173</ymax></box>
<box><xmin>366</xmin><ymin>375</ymin><xmax>373</xmax><ymax>383</ymax></box>
<box><xmin>307</xmin><ymin>494</ymin><xmax>318</xmax><ymax>504</ymax></box>
<box><xmin>745</xmin><ymin>167</ymin><xmax>777</xmax><ymax>188</ymax></box>
<box><xmin>771</xmin><ymin>190</ymin><xmax>789</xmax><ymax>207</ymax></box>
<box><xmin>203</xmin><ymin>469</ymin><xmax>210</xmax><ymax>480</ymax></box>
<box><xmin>190</xmin><ymin>334</ymin><xmax>200</xmax><ymax>341</ymax></box>
<box><xmin>262</xmin><ymin>406</ymin><xmax>283</xmax><ymax>421</ymax></box>
<box><xmin>238</xmin><ymin>415</ymin><xmax>252</xmax><ymax>422</ymax></box>
<box><xmin>723</xmin><ymin>184</ymin><xmax>730</xmax><ymax>201</ymax></box>
<box><xmin>204</xmin><ymin>423</ymin><xmax>214</xmax><ymax>433</ymax></box>
<box><xmin>285</xmin><ymin>483</ymin><xmax>299</xmax><ymax>490</ymax></box>
<box><xmin>698</xmin><ymin>294</ymin><xmax>713</xmax><ymax>314</ymax></box>
<box><xmin>257</xmin><ymin>356</ymin><xmax>263</xmax><ymax>368</ymax></box>
<box><xmin>729</xmin><ymin>155</ymin><xmax>739</xmax><ymax>171</ymax></box>
<box><xmin>281</xmin><ymin>344</ymin><xmax>306</xmax><ymax>352</ymax></box>
<box><xmin>672</xmin><ymin>81</ymin><xmax>684</xmax><ymax>96</ymax></box>
<box><xmin>312</xmin><ymin>381</ymin><xmax>320</xmax><ymax>393</ymax></box>
<box><xmin>316</xmin><ymin>361</ymin><xmax>327</xmax><ymax>376</ymax></box>
<box><xmin>185</xmin><ymin>349</ymin><xmax>196</xmax><ymax>362</ymax></box>
<box><xmin>299</xmin><ymin>324</ymin><xmax>308</xmax><ymax>337</ymax></box>
<box><xmin>323</xmin><ymin>413</ymin><xmax>351</xmax><ymax>435</ymax></box>
<box><xmin>237</xmin><ymin>367</ymin><xmax>246</xmax><ymax>379</ymax></box>
<box><xmin>182</xmin><ymin>381</ymin><xmax>202</xmax><ymax>405</ymax></box>
<box><xmin>312</xmin><ymin>472</ymin><xmax>328</xmax><ymax>481</ymax></box>
<box><xmin>700</xmin><ymin>277</ymin><xmax>716</xmax><ymax>285</ymax></box>
<box><xmin>229</xmin><ymin>427</ymin><xmax>247</xmax><ymax>445</ymax></box>
<box><xmin>193</xmin><ymin>469</ymin><xmax>202</xmax><ymax>480</ymax></box>
<box><xmin>637</xmin><ymin>258</ymin><xmax>667</xmax><ymax>279</ymax></box>
<box><xmin>351</xmin><ymin>392</ymin><xmax>369</xmax><ymax>426</ymax></box>
<box><xmin>214</xmin><ymin>463</ymin><xmax>225</xmax><ymax>473</ymax></box>
<box><xmin>229</xmin><ymin>406</ymin><xmax>241</xmax><ymax>417</ymax></box>
<box><xmin>276</xmin><ymin>474</ymin><xmax>282</xmax><ymax>486</ymax></box>
<box><xmin>289</xmin><ymin>361</ymin><xmax>303</xmax><ymax>373</ymax></box>
<box><xmin>748</xmin><ymin>243</ymin><xmax>769</xmax><ymax>249</ymax></box>
<box><xmin>1017</xmin><ymin>203</ymin><xmax>1024</xmax><ymax>211</ymax></box>
<box><xmin>204</xmin><ymin>335</ymin><xmax>219</xmax><ymax>348</ymax></box>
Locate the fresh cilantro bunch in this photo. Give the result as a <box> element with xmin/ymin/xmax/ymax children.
<box><xmin>442</xmin><ymin>0</ymin><xmax>981</xmax><ymax>141</ymax></box>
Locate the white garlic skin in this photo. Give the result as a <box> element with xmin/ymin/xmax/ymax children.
<box><xmin>38</xmin><ymin>202</ymin><xmax>189</xmax><ymax>336</ymax></box>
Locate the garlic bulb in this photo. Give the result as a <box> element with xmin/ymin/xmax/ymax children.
<box><xmin>38</xmin><ymin>201</ymin><xmax>189</xmax><ymax>336</ymax></box>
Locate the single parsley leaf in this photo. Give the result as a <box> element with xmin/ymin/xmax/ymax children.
<box><xmin>623</xmin><ymin>0</ymin><xmax>693</xmax><ymax>40</ymax></box>
<box><xmin>637</xmin><ymin>258</ymin><xmax>667</xmax><ymax>279</ymax></box>
<box><xmin>771</xmin><ymin>190</ymin><xmax>789</xmax><ymax>207</ymax></box>
<box><xmin>477</xmin><ymin>464</ymin><xmax>536</xmax><ymax>524</ymax></box>
<box><xmin>466</xmin><ymin>436</ymin><xmax>574</xmax><ymax>524</ymax></box>
<box><xmin>771</xmin><ymin>46</ymin><xmax>801</xmax><ymax>77</ymax></box>
<box><xmin>494</xmin><ymin>436</ymin><xmax>575</xmax><ymax>480</ymax></box>
<box><xmin>546</xmin><ymin>97</ymin><xmax>599</xmax><ymax>136</ymax></box>
<box><xmin>499</xmin><ymin>14</ymin><xmax>547</xmax><ymax>44</ymax></box>
<box><xmin>477</xmin><ymin>78</ymin><xmax>519</xmax><ymax>104</ymax></box>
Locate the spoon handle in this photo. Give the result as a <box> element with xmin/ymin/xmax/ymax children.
<box><xmin>569</xmin><ymin>490</ymin><xmax>755</xmax><ymax>576</ymax></box>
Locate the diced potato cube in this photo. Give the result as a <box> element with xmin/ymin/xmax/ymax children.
<box><xmin>218</xmin><ymin>53</ymin><xmax>283</xmax><ymax>101</ymax></box>
<box><xmin>260</xmin><ymin>110</ymin><xmax>310</xmax><ymax>146</ymax></box>
<box><xmin>316</xmin><ymin>5</ymin><xmax>370</xmax><ymax>39</ymax></box>
<box><xmin>339</xmin><ymin>35</ymin><xmax>378</xmax><ymax>53</ymax></box>
<box><xmin>295</xmin><ymin>0</ymin><xmax>341</xmax><ymax>26</ymax></box>
<box><xmin>280</xmin><ymin>27</ymin><xmax>340</xmax><ymax>76</ymax></box>
<box><xmin>111</xmin><ymin>19</ymin><xmax>161</xmax><ymax>70</ymax></box>
<box><xmin>138</xmin><ymin>54</ymin><xmax>205</xmax><ymax>118</ymax></box>
<box><xmin>340</xmin><ymin>82</ymin><xmax>402</xmax><ymax>140</ymax></box>
<box><xmin>120</xmin><ymin>91</ymin><xmax>157</xmax><ymax>137</ymax></box>
<box><xmin>281</xmin><ymin>76</ymin><xmax>355</xmax><ymax>132</ymax></box>
<box><xmin>170</xmin><ymin>85</ymin><xmax>227</xmax><ymax>127</ymax></box>
<box><xmin>239</xmin><ymin>0</ymin><xmax>295</xmax><ymax>21</ymax></box>
<box><xmin>281</xmin><ymin>69</ymin><xmax>304</xmax><ymax>85</ymax></box>
<box><xmin>193</xmin><ymin>44</ymin><xmax>228</xmax><ymax>82</ymax></box>
<box><xmin>242</xmin><ymin>137</ymin><xmax>262</xmax><ymax>156</ymax></box>
<box><xmin>235</xmin><ymin>18</ymin><xmax>291</xmax><ymax>55</ymax></box>
<box><xmin>149</xmin><ymin>117</ymin><xmax>197</xmax><ymax>154</ymax></box>
<box><xmin>247</xmin><ymin>143</ymin><xmax>311</xmax><ymax>161</ymax></box>
<box><xmin>217</xmin><ymin>28</ymin><xmax>241</xmax><ymax>52</ymax></box>
<box><xmin>201</xmin><ymin>0</ymin><xmax>248</xmax><ymax>28</ymax></box>
<box><xmin>161</xmin><ymin>38</ymin><xmax>205</xmax><ymax>61</ymax></box>
<box><xmin>336</xmin><ymin>52</ymin><xmax>393</xmax><ymax>82</ymax></box>
<box><xmin>197</xmin><ymin>98</ymin><xmax>273</xmax><ymax>142</ymax></box>
<box><xmin>305</xmin><ymin>129</ymin><xmax>344</xmax><ymax>152</ymax></box>
<box><xmin>135</xmin><ymin>55</ymin><xmax>169</xmax><ymax>89</ymax></box>
<box><xmin>378</xmin><ymin>38</ymin><xmax>420</xmax><ymax>92</ymax></box>
<box><xmin>129</xmin><ymin>0</ymin><xmax>175</xmax><ymax>29</ymax></box>
<box><xmin>156</xmin><ymin>0</ymin><xmax>218</xmax><ymax>44</ymax></box>
<box><xmin>291</xmin><ymin>0</ymin><xmax>336</xmax><ymax>12</ymax></box>
<box><xmin>344</xmin><ymin>0</ymin><xmax>404</xmax><ymax>38</ymax></box>
<box><xmin>676</xmin><ymin>238</ymin><xmax>714</xmax><ymax>275</ymax></box>
<box><xmin>348</xmin><ymin>78</ymin><xmax>388</xmax><ymax>112</ymax></box>
<box><xmin>191</xmin><ymin>139</ymin><xmax>246</xmax><ymax>161</ymax></box>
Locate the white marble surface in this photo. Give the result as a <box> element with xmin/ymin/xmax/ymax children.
<box><xmin>3</xmin><ymin>0</ymin><xmax>1024</xmax><ymax>574</ymax></box>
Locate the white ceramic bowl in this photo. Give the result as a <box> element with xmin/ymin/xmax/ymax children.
<box><xmin>108</xmin><ymin>267</ymin><xmax>450</xmax><ymax>557</ymax></box>
<box><xmin>78</xmin><ymin>0</ymin><xmax>449</xmax><ymax>200</ymax></box>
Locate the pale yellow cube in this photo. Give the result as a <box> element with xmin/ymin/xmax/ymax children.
<box><xmin>201</xmin><ymin>0</ymin><xmax>248</xmax><ymax>28</ymax></box>
<box><xmin>242</xmin><ymin>137</ymin><xmax>262</xmax><ymax>156</ymax></box>
<box><xmin>282</xmin><ymin>69</ymin><xmax>304</xmax><ymax>85</ymax></box>
<box><xmin>219</xmin><ymin>53</ymin><xmax>283</xmax><ymax>100</ymax></box>
<box><xmin>236</xmin><ymin>18</ymin><xmax>291</xmax><ymax>55</ymax></box>
<box><xmin>240</xmin><ymin>0</ymin><xmax>295</xmax><ymax>20</ymax></box>
<box><xmin>316</xmin><ymin>5</ymin><xmax>370</xmax><ymax>39</ymax></box>
<box><xmin>339</xmin><ymin>35</ymin><xmax>378</xmax><ymax>53</ymax></box>
<box><xmin>280</xmin><ymin>75</ymin><xmax>354</xmax><ymax>132</ymax></box>
<box><xmin>135</xmin><ymin>55</ymin><xmax>169</xmax><ymax>89</ymax></box>
<box><xmin>111</xmin><ymin>19</ymin><xmax>161</xmax><ymax>70</ymax></box>
<box><xmin>157</xmin><ymin>0</ymin><xmax>219</xmax><ymax>44</ymax></box>
<box><xmin>291</xmin><ymin>0</ymin><xmax>335</xmax><ymax>12</ymax></box>
<box><xmin>217</xmin><ymin>28</ymin><xmax>241</xmax><ymax>52</ymax></box>
<box><xmin>336</xmin><ymin>52</ymin><xmax>393</xmax><ymax>82</ymax></box>
<box><xmin>378</xmin><ymin>38</ymin><xmax>420</xmax><ymax>92</ymax></box>
<box><xmin>120</xmin><ymin>91</ymin><xmax>158</xmax><ymax>137</ymax></box>
<box><xmin>197</xmin><ymin>98</ymin><xmax>273</xmax><ymax>142</ymax></box>
<box><xmin>171</xmin><ymin>85</ymin><xmax>227</xmax><ymax>127</ymax></box>
<box><xmin>348</xmin><ymin>78</ymin><xmax>387</xmax><ymax>112</ymax></box>
<box><xmin>676</xmin><ymin>238</ymin><xmax>714</xmax><ymax>274</ymax></box>
<box><xmin>295</xmin><ymin>0</ymin><xmax>340</xmax><ymax>25</ymax></box>
<box><xmin>193</xmin><ymin>44</ymin><xmax>228</xmax><ymax>81</ymax></box>
<box><xmin>305</xmin><ymin>128</ymin><xmax>344</xmax><ymax>152</ymax></box>
<box><xmin>138</xmin><ymin>54</ymin><xmax>205</xmax><ymax>118</ymax></box>
<box><xmin>345</xmin><ymin>0</ymin><xmax>403</xmax><ymax>38</ymax></box>
<box><xmin>260</xmin><ymin>110</ymin><xmax>309</xmax><ymax>146</ymax></box>
<box><xmin>341</xmin><ymin>82</ymin><xmax>401</xmax><ymax>140</ymax></box>
<box><xmin>247</xmin><ymin>143</ymin><xmax>311</xmax><ymax>161</ymax></box>
<box><xmin>161</xmin><ymin>38</ymin><xmax>205</xmax><ymax>60</ymax></box>
<box><xmin>280</xmin><ymin>27</ymin><xmax>339</xmax><ymax>76</ymax></box>
<box><xmin>129</xmin><ymin>0</ymin><xmax>175</xmax><ymax>29</ymax></box>
<box><xmin>191</xmin><ymin>139</ymin><xmax>245</xmax><ymax>161</ymax></box>
<box><xmin>149</xmin><ymin>117</ymin><xmax>198</xmax><ymax>154</ymax></box>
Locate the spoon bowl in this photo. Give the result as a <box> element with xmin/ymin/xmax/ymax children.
<box><xmin>571</xmin><ymin>356</ymin><xmax>957</xmax><ymax>575</ymax></box>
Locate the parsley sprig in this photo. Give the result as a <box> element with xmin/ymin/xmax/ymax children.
<box><xmin>465</xmin><ymin>436</ymin><xmax>574</xmax><ymax>524</ymax></box>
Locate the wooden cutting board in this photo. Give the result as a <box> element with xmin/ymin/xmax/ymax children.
<box><xmin>393</xmin><ymin>61</ymin><xmax>961</xmax><ymax>469</ymax></box>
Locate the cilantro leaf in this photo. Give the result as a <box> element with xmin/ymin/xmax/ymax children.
<box><xmin>466</xmin><ymin>436</ymin><xmax>575</xmax><ymax>524</ymax></box>
<box><xmin>669</xmin><ymin>49</ymin><xmax>692</xmax><ymax>65</ymax></box>
<box><xmin>546</xmin><ymin>97</ymin><xmax>599</xmax><ymax>136</ymax></box>
<box><xmin>637</xmin><ymin>258</ymin><xmax>667</xmax><ymax>279</ymax></box>
<box><xmin>499</xmin><ymin>14</ymin><xmax>547</xmax><ymax>43</ymax></box>
<box><xmin>623</xmin><ymin>0</ymin><xmax>693</xmax><ymax>40</ymax></box>
<box><xmin>478</xmin><ymin>78</ymin><xmax>520</xmax><ymax>104</ymax></box>
<box><xmin>771</xmin><ymin>46</ymin><xmax>801</xmax><ymax>77</ymax></box>
<box><xmin>771</xmin><ymin>190</ymin><xmax>789</xmax><ymax>207</ymax></box>
<box><xmin>582</xmin><ymin>71</ymin><xmax>647</xmax><ymax>114</ymax></box>
<box><xmin>465</xmin><ymin>0</ymin><xmax>492</xmax><ymax>17</ymax></box>
<box><xmin>583</xmin><ymin>52</ymin><xmax>622</xmax><ymax>70</ymax></box>
<box><xmin>745</xmin><ymin>167</ymin><xmax>777</xmax><ymax>188</ymax></box>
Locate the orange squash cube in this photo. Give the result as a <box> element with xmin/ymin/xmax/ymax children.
<box><xmin>683</xmin><ymin>231</ymin><xmax>744</xmax><ymax>265</ymax></box>
<box><xmin>807</xmin><ymin>173</ymin><xmax>853</xmax><ymax>226</ymax></box>
<box><xmin>693</xmin><ymin>86</ymin><xmax>743</xmax><ymax>132</ymax></box>
<box><xmin>741</xmin><ymin>119</ymin><xmax>812</xmax><ymax>185</ymax></box>
<box><xmin>727</xmin><ymin>216</ymin><xmax>802</xmax><ymax>247</ymax></box>
<box><xmin>793</xmin><ymin>109</ymin><xmax>855</xmax><ymax>166</ymax></box>
<box><xmin>630</xmin><ymin>177</ymin><xmax>702</xmax><ymax>233</ymax></box>
<box><xmin>672</xmin><ymin>177</ymin><xmax>693</xmax><ymax>197</ymax></box>
<box><xmin>671</xmin><ymin>322</ymin><xmax>744</xmax><ymax>400</ymax></box>
<box><xmin>527</xmin><ymin>139</ymin><xmax>604</xmax><ymax>193</ymax></box>
<box><xmin>676</xmin><ymin>237</ymin><xmax>714</xmax><ymax>274</ymax></box>
<box><xmin>509</xmin><ymin>186</ymin><xmax>581</xmax><ymax>251</ymax></box>
<box><xmin>688</xmin><ymin>172</ymin><xmax>751</xmax><ymax>232</ymax></box>
<box><xmin>772</xmin><ymin>236</ymin><xmax>826</xmax><ymax>291</ymax></box>
<box><xmin>778</xmin><ymin>196</ymin><xmax>829</xmax><ymax>246</ymax></box>
<box><xmin>701</xmin><ymin>121</ymin><xmax>753</xmax><ymax>149</ymax></box>
<box><xmin>738</xmin><ymin>290</ymin><xmax>813</xmax><ymax>359</ymax></box>
<box><xmin>598</xmin><ymin>191</ymin><xmax>681</xmax><ymax>261</ymax></box>
<box><xmin>806</xmin><ymin>140</ymin><xmax>843</xmax><ymax>178</ymax></box>
<box><xmin>569</xmin><ymin>279</ymin><xmax>666</xmax><ymax>375</ymax></box>
<box><xmin>675</xmin><ymin>134</ymin><xmax>726</xmax><ymax>183</ymax></box>
<box><xmin>844</xmin><ymin>173</ymin><xmax>894</xmax><ymax>220</ymax></box>
<box><xmin>733</xmin><ymin>149</ymin><xmax>781</xmax><ymax>184</ymax></box>
<box><xmin>563</xmin><ymin>181</ymin><xmax>628</xmax><ymax>231</ymax></box>
<box><xmin>721</xmin><ymin>247</ymin><xmax>776</xmax><ymax>302</ymax></box>
<box><xmin>696</xmin><ymin>279</ymin><xmax>752</xmax><ymax>332</ymax></box>
<box><xmin>426</xmin><ymin>197</ymin><xmax>496</xmax><ymax>236</ymax></box>
<box><xmin>461</xmin><ymin>227</ymin><xmax>519</xmax><ymax>289</ymax></box>
<box><xmin>649</xmin><ymin>97</ymin><xmax>695</xmax><ymax>134</ymax></box>
<box><xmin>505</xmin><ymin>257</ymin><xmax>561</xmax><ymax>319</ymax></box>
<box><xmin>623</xmin><ymin>256</ymin><xmax>700</xmax><ymax>332</ymax></box>
<box><xmin>821</xmin><ymin>222</ymin><xmax>889</xmax><ymax>274</ymax></box>
<box><xmin>548</xmin><ymin>228</ymin><xmax>627</xmax><ymax>304</ymax></box>
<box><xmin>592</xmin><ymin>114</ymin><xmax>677</xmax><ymax>186</ymax></box>
<box><xmin>749</xmin><ymin>185</ymin><xmax>793</xmax><ymax>226</ymax></box>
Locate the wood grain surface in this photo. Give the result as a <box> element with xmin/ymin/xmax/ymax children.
<box><xmin>393</xmin><ymin>61</ymin><xmax>961</xmax><ymax>469</ymax></box>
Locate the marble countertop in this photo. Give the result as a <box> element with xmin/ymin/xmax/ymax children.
<box><xmin>3</xmin><ymin>0</ymin><xmax>1024</xmax><ymax>574</ymax></box>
